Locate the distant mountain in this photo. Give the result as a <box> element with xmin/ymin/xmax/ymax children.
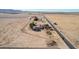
<box><xmin>0</xmin><ymin>9</ymin><xmax>23</xmax><ymax>14</ymax></box>
<box><xmin>0</xmin><ymin>9</ymin><xmax>79</xmax><ymax>14</ymax></box>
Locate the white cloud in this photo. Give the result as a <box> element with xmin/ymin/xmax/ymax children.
<box><xmin>0</xmin><ymin>0</ymin><xmax>79</xmax><ymax>9</ymax></box>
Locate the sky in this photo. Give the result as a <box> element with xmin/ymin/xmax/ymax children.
<box><xmin>24</xmin><ymin>9</ymin><xmax>79</xmax><ymax>12</ymax></box>
<box><xmin>0</xmin><ymin>0</ymin><xmax>79</xmax><ymax>12</ymax></box>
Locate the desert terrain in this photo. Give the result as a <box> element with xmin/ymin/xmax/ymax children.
<box><xmin>45</xmin><ymin>14</ymin><xmax>79</xmax><ymax>48</ymax></box>
<box><xmin>0</xmin><ymin>13</ymin><xmax>79</xmax><ymax>49</ymax></box>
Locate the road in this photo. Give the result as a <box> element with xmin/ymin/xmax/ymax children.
<box><xmin>43</xmin><ymin>15</ymin><xmax>76</xmax><ymax>49</ymax></box>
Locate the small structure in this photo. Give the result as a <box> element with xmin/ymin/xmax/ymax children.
<box><xmin>39</xmin><ymin>25</ymin><xmax>44</xmax><ymax>30</ymax></box>
<box><xmin>32</xmin><ymin>26</ymin><xmax>41</xmax><ymax>32</ymax></box>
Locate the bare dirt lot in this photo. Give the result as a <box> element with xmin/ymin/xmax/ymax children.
<box><xmin>0</xmin><ymin>13</ymin><xmax>79</xmax><ymax>49</ymax></box>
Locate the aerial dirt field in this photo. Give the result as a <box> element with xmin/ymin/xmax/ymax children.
<box><xmin>0</xmin><ymin>13</ymin><xmax>79</xmax><ymax>49</ymax></box>
<box><xmin>45</xmin><ymin>14</ymin><xmax>79</xmax><ymax>48</ymax></box>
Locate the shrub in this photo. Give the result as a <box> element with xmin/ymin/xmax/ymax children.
<box><xmin>46</xmin><ymin>31</ymin><xmax>52</xmax><ymax>35</ymax></box>
<box><xmin>29</xmin><ymin>22</ymin><xmax>36</xmax><ymax>29</ymax></box>
<box><xmin>47</xmin><ymin>40</ymin><xmax>57</xmax><ymax>46</ymax></box>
